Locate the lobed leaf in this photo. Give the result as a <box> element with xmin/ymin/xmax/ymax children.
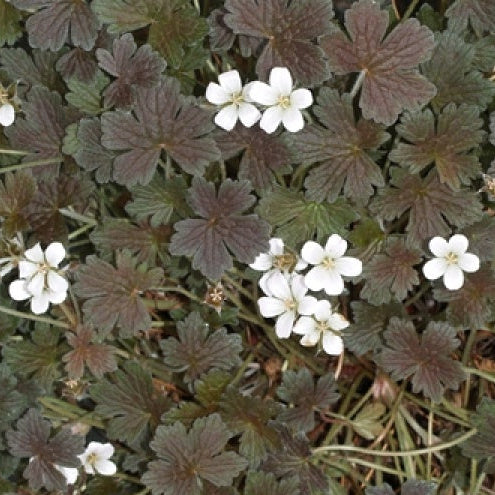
<box><xmin>445</xmin><ymin>0</ymin><xmax>495</xmax><ymax>33</ymax></box>
<box><xmin>56</xmin><ymin>46</ymin><xmax>99</xmax><ymax>82</ymax></box>
<box><xmin>244</xmin><ymin>472</ymin><xmax>299</xmax><ymax>495</ymax></box>
<box><xmin>0</xmin><ymin>0</ymin><xmax>22</xmax><ymax>46</ymax></box>
<box><xmin>463</xmin><ymin>398</ymin><xmax>495</xmax><ymax>459</ymax></box>
<box><xmin>65</xmin><ymin>69</ymin><xmax>110</xmax><ymax>115</ymax></box>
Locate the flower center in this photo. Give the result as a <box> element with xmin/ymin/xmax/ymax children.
<box><xmin>322</xmin><ymin>257</ymin><xmax>336</xmax><ymax>269</ymax></box>
<box><xmin>231</xmin><ymin>92</ymin><xmax>244</xmax><ymax>106</ymax></box>
<box><xmin>87</xmin><ymin>452</ymin><xmax>98</xmax><ymax>466</ymax></box>
<box><xmin>284</xmin><ymin>298</ymin><xmax>297</xmax><ymax>311</ymax></box>
<box><xmin>277</xmin><ymin>95</ymin><xmax>291</xmax><ymax>109</ymax></box>
<box><xmin>273</xmin><ymin>253</ymin><xmax>297</xmax><ymax>271</ymax></box>
<box><xmin>445</xmin><ymin>252</ymin><xmax>458</xmax><ymax>265</ymax></box>
<box><xmin>315</xmin><ymin>320</ymin><xmax>329</xmax><ymax>332</ymax></box>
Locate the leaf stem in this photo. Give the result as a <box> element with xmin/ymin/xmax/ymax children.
<box><xmin>59</xmin><ymin>208</ymin><xmax>98</xmax><ymax>226</ymax></box>
<box><xmin>350</xmin><ymin>70</ymin><xmax>366</xmax><ymax>98</ymax></box>
<box><xmin>401</xmin><ymin>0</ymin><xmax>421</xmax><ymax>21</ymax></box>
<box><xmin>0</xmin><ymin>304</ymin><xmax>70</xmax><ymax>328</ymax></box>
<box><xmin>0</xmin><ymin>148</ymin><xmax>30</xmax><ymax>155</ymax></box>
<box><xmin>113</xmin><ymin>473</ymin><xmax>145</xmax><ymax>485</ymax></box>
<box><xmin>0</xmin><ymin>156</ymin><xmax>63</xmax><ymax>174</ymax></box>
<box><xmin>312</xmin><ymin>427</ymin><xmax>477</xmax><ymax>457</ymax></box>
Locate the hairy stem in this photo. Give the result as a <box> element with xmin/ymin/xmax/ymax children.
<box><xmin>0</xmin><ymin>304</ymin><xmax>70</xmax><ymax>329</ymax></box>
<box><xmin>0</xmin><ymin>156</ymin><xmax>63</xmax><ymax>174</ymax></box>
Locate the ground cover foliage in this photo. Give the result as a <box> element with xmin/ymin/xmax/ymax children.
<box><xmin>1</xmin><ymin>0</ymin><xmax>495</xmax><ymax>493</ymax></box>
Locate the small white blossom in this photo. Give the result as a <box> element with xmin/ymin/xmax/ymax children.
<box><xmin>0</xmin><ymin>234</ymin><xmax>24</xmax><ymax>279</ymax></box>
<box><xmin>9</xmin><ymin>242</ymin><xmax>69</xmax><ymax>314</ymax></box>
<box><xmin>293</xmin><ymin>300</ymin><xmax>349</xmax><ymax>355</ymax></box>
<box><xmin>248</xmin><ymin>67</ymin><xmax>313</xmax><ymax>133</ymax></box>
<box><xmin>0</xmin><ymin>102</ymin><xmax>14</xmax><ymax>126</ymax></box>
<box><xmin>206</xmin><ymin>69</ymin><xmax>260</xmax><ymax>131</ymax></box>
<box><xmin>55</xmin><ymin>465</ymin><xmax>79</xmax><ymax>485</ymax></box>
<box><xmin>301</xmin><ymin>234</ymin><xmax>362</xmax><ymax>296</ymax></box>
<box><xmin>250</xmin><ymin>237</ymin><xmax>307</xmax><ymax>295</ymax></box>
<box><xmin>423</xmin><ymin>234</ymin><xmax>479</xmax><ymax>290</ymax></box>
<box><xmin>257</xmin><ymin>272</ymin><xmax>317</xmax><ymax>338</ymax></box>
<box><xmin>78</xmin><ymin>442</ymin><xmax>117</xmax><ymax>476</ymax></box>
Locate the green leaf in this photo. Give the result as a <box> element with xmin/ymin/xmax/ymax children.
<box><xmin>352</xmin><ymin>402</ymin><xmax>386</xmax><ymax>440</ymax></box>
<box><xmin>463</xmin><ymin>398</ymin><xmax>495</xmax><ymax>460</ymax></box>
<box><xmin>379</xmin><ymin>318</ymin><xmax>465</xmax><ymax>402</ymax></box>
<box><xmin>73</xmin><ymin>252</ymin><xmax>164</xmax><ymax>337</ymax></box>
<box><xmin>65</xmin><ymin>70</ymin><xmax>110</xmax><ymax>115</ymax></box>
<box><xmin>0</xmin><ymin>364</ymin><xmax>27</xmax><ymax>432</ymax></box>
<box><xmin>390</xmin><ymin>104</ymin><xmax>484</xmax><ymax>190</ymax></box>
<box><xmin>245</xmin><ymin>472</ymin><xmax>299</xmax><ymax>495</ymax></box>
<box><xmin>219</xmin><ymin>387</ymin><xmax>281</xmax><ymax>467</ymax></box>
<box><xmin>360</xmin><ymin>237</ymin><xmax>422</xmax><ymax>305</ymax></box>
<box><xmin>321</xmin><ymin>0</ymin><xmax>436</xmax><ymax>125</ymax></box>
<box><xmin>170</xmin><ymin>178</ymin><xmax>270</xmax><ymax>281</ymax></box>
<box><xmin>90</xmin><ymin>361</ymin><xmax>170</xmax><ymax>446</ymax></box>
<box><xmin>0</xmin><ymin>0</ymin><xmax>22</xmax><ymax>46</ymax></box>
<box><xmin>142</xmin><ymin>413</ymin><xmax>248</xmax><ymax>495</ymax></box>
<box><xmin>422</xmin><ymin>32</ymin><xmax>495</xmax><ymax>111</ymax></box>
<box><xmin>257</xmin><ymin>186</ymin><xmax>358</xmax><ymax>248</ymax></box>
<box><xmin>445</xmin><ymin>0</ymin><xmax>495</xmax><ymax>33</ymax></box>
<box><xmin>294</xmin><ymin>88</ymin><xmax>389</xmax><ymax>204</ymax></box>
<box><xmin>370</xmin><ymin>168</ymin><xmax>482</xmax><ymax>247</ymax></box>
<box><xmin>148</xmin><ymin>0</ymin><xmax>208</xmax><ymax>68</ymax></box>
<box><xmin>277</xmin><ymin>368</ymin><xmax>339</xmax><ymax>433</ymax></box>
<box><xmin>125</xmin><ymin>175</ymin><xmax>190</xmax><ymax>227</ymax></box>
<box><xmin>160</xmin><ymin>312</ymin><xmax>242</xmax><ymax>383</ymax></box>
<box><xmin>6</xmin><ymin>408</ymin><xmax>84</xmax><ymax>491</ymax></box>
<box><xmin>2</xmin><ymin>326</ymin><xmax>65</xmax><ymax>390</ymax></box>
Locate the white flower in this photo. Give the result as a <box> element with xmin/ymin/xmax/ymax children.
<box><xmin>257</xmin><ymin>272</ymin><xmax>317</xmax><ymax>338</ymax></box>
<box><xmin>205</xmin><ymin>69</ymin><xmax>261</xmax><ymax>131</ymax></box>
<box><xmin>423</xmin><ymin>234</ymin><xmax>480</xmax><ymax>290</ymax></box>
<box><xmin>250</xmin><ymin>237</ymin><xmax>307</xmax><ymax>295</ymax></box>
<box><xmin>301</xmin><ymin>234</ymin><xmax>362</xmax><ymax>296</ymax></box>
<box><xmin>9</xmin><ymin>242</ymin><xmax>69</xmax><ymax>314</ymax></box>
<box><xmin>248</xmin><ymin>67</ymin><xmax>313</xmax><ymax>133</ymax></box>
<box><xmin>293</xmin><ymin>300</ymin><xmax>349</xmax><ymax>355</ymax></box>
<box><xmin>0</xmin><ymin>234</ymin><xmax>24</xmax><ymax>279</ymax></box>
<box><xmin>0</xmin><ymin>102</ymin><xmax>14</xmax><ymax>126</ymax></box>
<box><xmin>78</xmin><ymin>442</ymin><xmax>117</xmax><ymax>476</ymax></box>
<box><xmin>55</xmin><ymin>465</ymin><xmax>79</xmax><ymax>485</ymax></box>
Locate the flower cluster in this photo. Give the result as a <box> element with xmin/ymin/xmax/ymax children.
<box><xmin>7</xmin><ymin>242</ymin><xmax>69</xmax><ymax>315</ymax></box>
<box><xmin>206</xmin><ymin>67</ymin><xmax>312</xmax><ymax>133</ymax></box>
<box><xmin>252</xmin><ymin>235</ymin><xmax>361</xmax><ymax>355</ymax></box>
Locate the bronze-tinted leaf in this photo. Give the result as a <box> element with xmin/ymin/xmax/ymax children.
<box><xmin>445</xmin><ymin>0</ymin><xmax>495</xmax><ymax>33</ymax></box>
<box><xmin>56</xmin><ymin>47</ymin><xmax>98</xmax><ymax>82</ymax></box>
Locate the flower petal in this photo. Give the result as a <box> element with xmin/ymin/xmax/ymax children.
<box><xmin>266</xmin><ymin>270</ymin><xmax>291</xmax><ymax>300</ymax></box>
<box><xmin>301</xmin><ymin>241</ymin><xmax>325</xmax><ymax>265</ymax></box>
<box><xmin>297</xmin><ymin>295</ymin><xmax>318</xmax><ymax>316</ymax></box>
<box><xmin>300</xmin><ymin>328</ymin><xmax>321</xmax><ymax>347</ymax></box>
<box><xmin>269</xmin><ymin>238</ymin><xmax>284</xmax><ymax>256</ymax></box>
<box><xmin>27</xmin><ymin>272</ymin><xmax>45</xmax><ymax>296</ymax></box>
<box><xmin>259</xmin><ymin>105</ymin><xmax>283</xmax><ymax>134</ymax></box>
<box><xmin>218</xmin><ymin>69</ymin><xmax>242</xmax><ymax>94</ymax></box>
<box><xmin>322</xmin><ymin>270</ymin><xmax>345</xmax><ymax>296</ymax></box>
<box><xmin>457</xmin><ymin>252</ymin><xmax>480</xmax><ymax>273</ymax></box>
<box><xmin>18</xmin><ymin>260</ymin><xmax>38</xmax><ymax>279</ymax></box>
<box><xmin>275</xmin><ymin>310</ymin><xmax>295</xmax><ymax>338</ymax></box>
<box><xmin>443</xmin><ymin>265</ymin><xmax>464</xmax><ymax>290</ymax></box>
<box><xmin>9</xmin><ymin>279</ymin><xmax>31</xmax><ymax>300</ymax></box>
<box><xmin>294</xmin><ymin>257</ymin><xmax>308</xmax><ymax>271</ymax></box>
<box><xmin>322</xmin><ymin>333</ymin><xmax>344</xmax><ymax>355</ymax></box>
<box><xmin>55</xmin><ymin>466</ymin><xmax>78</xmax><ymax>485</ymax></box>
<box><xmin>448</xmin><ymin>234</ymin><xmax>469</xmax><ymax>255</ymax></box>
<box><xmin>0</xmin><ymin>103</ymin><xmax>15</xmax><ymax>127</ymax></box>
<box><xmin>258</xmin><ymin>296</ymin><xmax>286</xmax><ymax>317</ymax></box>
<box><xmin>248</xmin><ymin>81</ymin><xmax>278</xmax><ymax>106</ymax></box>
<box><xmin>47</xmin><ymin>270</ymin><xmax>69</xmax><ymax>294</ymax></box>
<box><xmin>24</xmin><ymin>243</ymin><xmax>44</xmax><ymax>263</ymax></box>
<box><xmin>249</xmin><ymin>253</ymin><xmax>273</xmax><ymax>271</ymax></box>
<box><xmin>314</xmin><ymin>300</ymin><xmax>332</xmax><ymax>321</ymax></box>
<box><xmin>335</xmin><ymin>256</ymin><xmax>362</xmax><ymax>277</ymax></box>
<box><xmin>281</xmin><ymin>107</ymin><xmax>304</xmax><ymax>133</ymax></box>
<box><xmin>214</xmin><ymin>104</ymin><xmax>239</xmax><ymax>131</ymax></box>
<box><xmin>259</xmin><ymin>270</ymin><xmax>275</xmax><ymax>295</ymax></box>
<box><xmin>95</xmin><ymin>459</ymin><xmax>117</xmax><ymax>476</ymax></box>
<box><xmin>304</xmin><ymin>265</ymin><xmax>327</xmax><ymax>291</ymax></box>
<box><xmin>325</xmin><ymin>234</ymin><xmax>347</xmax><ymax>258</ymax></box>
<box><xmin>94</xmin><ymin>442</ymin><xmax>115</xmax><ymax>459</ymax></box>
<box><xmin>206</xmin><ymin>82</ymin><xmax>230</xmax><ymax>105</ymax></box>
<box><xmin>290</xmin><ymin>273</ymin><xmax>307</xmax><ymax>301</ymax></box>
<box><xmin>327</xmin><ymin>313</ymin><xmax>349</xmax><ymax>331</ymax></box>
<box><xmin>269</xmin><ymin>67</ymin><xmax>292</xmax><ymax>95</ymax></box>
<box><xmin>423</xmin><ymin>258</ymin><xmax>447</xmax><ymax>280</ymax></box>
<box><xmin>30</xmin><ymin>292</ymin><xmax>50</xmax><ymax>314</ymax></box>
<box><xmin>242</xmin><ymin>81</ymin><xmax>257</xmax><ymax>102</ymax></box>
<box><xmin>429</xmin><ymin>236</ymin><xmax>449</xmax><ymax>257</ymax></box>
<box><xmin>292</xmin><ymin>316</ymin><xmax>316</xmax><ymax>335</ymax></box>
<box><xmin>290</xmin><ymin>88</ymin><xmax>313</xmax><ymax>109</ymax></box>
<box><xmin>238</xmin><ymin>102</ymin><xmax>260</xmax><ymax>128</ymax></box>
<box><xmin>48</xmin><ymin>288</ymin><xmax>68</xmax><ymax>304</ymax></box>
<box><xmin>45</xmin><ymin>242</ymin><xmax>66</xmax><ymax>267</ymax></box>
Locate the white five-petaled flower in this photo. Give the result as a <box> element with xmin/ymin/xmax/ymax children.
<box><xmin>301</xmin><ymin>234</ymin><xmax>362</xmax><ymax>296</ymax></box>
<box><xmin>250</xmin><ymin>237</ymin><xmax>307</xmax><ymax>295</ymax></box>
<box><xmin>205</xmin><ymin>69</ymin><xmax>261</xmax><ymax>131</ymax></box>
<box><xmin>248</xmin><ymin>67</ymin><xmax>313</xmax><ymax>134</ymax></box>
<box><xmin>78</xmin><ymin>442</ymin><xmax>117</xmax><ymax>476</ymax></box>
<box><xmin>257</xmin><ymin>272</ymin><xmax>317</xmax><ymax>338</ymax></box>
<box><xmin>293</xmin><ymin>300</ymin><xmax>349</xmax><ymax>355</ymax></box>
<box><xmin>423</xmin><ymin>234</ymin><xmax>479</xmax><ymax>290</ymax></box>
<box><xmin>0</xmin><ymin>102</ymin><xmax>14</xmax><ymax>126</ymax></box>
<box><xmin>9</xmin><ymin>242</ymin><xmax>69</xmax><ymax>314</ymax></box>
